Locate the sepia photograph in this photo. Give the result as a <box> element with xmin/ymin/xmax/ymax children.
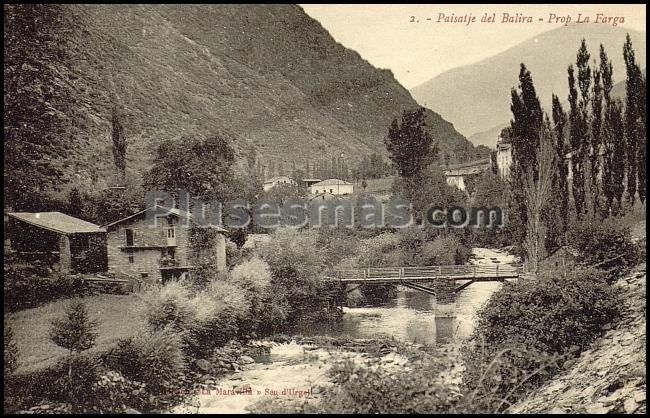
<box><xmin>3</xmin><ymin>3</ymin><xmax>647</xmax><ymax>414</ymax></box>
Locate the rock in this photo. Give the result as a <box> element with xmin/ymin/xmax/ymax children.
<box><xmin>548</xmin><ymin>407</ymin><xmax>566</xmax><ymax>414</ymax></box>
<box><xmin>624</xmin><ymin>398</ymin><xmax>639</xmax><ymax>413</ymax></box>
<box><xmin>634</xmin><ymin>391</ymin><xmax>646</xmax><ymax>403</ymax></box>
<box><xmin>585</xmin><ymin>404</ymin><xmax>612</xmax><ymax>414</ymax></box>
<box><xmin>240</xmin><ymin>355</ymin><xmax>255</xmax><ymax>364</ymax></box>
<box><xmin>195</xmin><ymin>359</ymin><xmax>212</xmax><ymax>373</ymax></box>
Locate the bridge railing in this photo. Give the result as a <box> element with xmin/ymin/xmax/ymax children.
<box><xmin>329</xmin><ymin>264</ymin><xmax>523</xmax><ymax>281</ymax></box>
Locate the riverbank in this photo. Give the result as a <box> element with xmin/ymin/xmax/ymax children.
<box><xmin>510</xmin><ymin>262</ymin><xmax>646</xmax><ymax>414</ymax></box>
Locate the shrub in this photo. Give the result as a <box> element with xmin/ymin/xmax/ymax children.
<box><xmin>185</xmin><ymin>292</ymin><xmax>239</xmax><ymax>357</ymax></box>
<box><xmin>104</xmin><ymin>327</ymin><xmax>186</xmax><ymax>395</ymax></box>
<box><xmin>52</xmin><ymin>353</ymin><xmax>102</xmax><ymax>411</ymax></box>
<box><xmin>138</xmin><ymin>281</ymin><xmax>195</xmax><ymax>332</ymax></box>
<box><xmin>89</xmin><ymin>370</ymin><xmax>148</xmax><ymax>413</ymax></box>
<box><xmin>258</xmin><ymin>229</ymin><xmax>342</xmax><ymax>324</ymax></box>
<box><xmin>253</xmin><ymin>353</ymin><xmax>457</xmax><ymax>414</ymax></box>
<box><xmin>566</xmin><ymin>217</ymin><xmax>638</xmax><ymax>277</ymax></box>
<box><xmin>3</xmin><ymin>266</ymin><xmax>91</xmax><ymax>312</ymax></box>
<box><xmin>4</xmin><ymin>325</ymin><xmax>18</xmax><ymax>377</ymax></box>
<box><xmin>461</xmin><ymin>266</ymin><xmax>622</xmax><ymax>411</ymax></box>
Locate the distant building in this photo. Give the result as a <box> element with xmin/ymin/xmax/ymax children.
<box><xmin>6</xmin><ymin>212</ymin><xmax>107</xmax><ymax>274</ymax></box>
<box><xmin>443</xmin><ymin>159</ymin><xmax>491</xmax><ymax>192</ymax></box>
<box><xmin>263</xmin><ymin>176</ymin><xmax>297</xmax><ymax>191</ymax></box>
<box><xmin>302</xmin><ymin>178</ymin><xmax>322</xmax><ymax>188</ymax></box>
<box><xmin>103</xmin><ymin>205</ymin><xmax>227</xmax><ymax>284</ymax></box>
<box><xmin>309</xmin><ymin>179</ymin><xmax>354</xmax><ymax>195</ymax></box>
<box><xmin>496</xmin><ymin>139</ymin><xmax>513</xmax><ymax>179</ymax></box>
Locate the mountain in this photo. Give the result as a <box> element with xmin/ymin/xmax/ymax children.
<box><xmin>411</xmin><ymin>24</ymin><xmax>646</xmax><ymax>138</ymax></box>
<box><xmin>611</xmin><ymin>67</ymin><xmax>647</xmax><ymax>99</ymax></box>
<box><xmin>4</xmin><ymin>4</ymin><xmax>482</xmax><ymax>202</ymax></box>
<box><xmin>465</xmin><ymin>66</ymin><xmax>647</xmax><ymax>149</ymax></box>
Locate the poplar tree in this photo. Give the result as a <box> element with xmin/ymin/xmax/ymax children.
<box><xmin>111</xmin><ymin>105</ymin><xmax>127</xmax><ymax>185</ymax></box>
<box><xmin>623</xmin><ymin>34</ymin><xmax>643</xmax><ymax>206</ymax></box>
<box><xmin>551</xmin><ymin>94</ymin><xmax>569</xmax><ymax>231</ymax></box>
<box><xmin>600</xmin><ymin>45</ymin><xmax>616</xmax><ymax>215</ymax></box>
<box><xmin>568</xmin><ymin>63</ymin><xmax>585</xmax><ymax>218</ymax></box>
<box><xmin>591</xmin><ymin>62</ymin><xmax>603</xmax><ymax>211</ymax></box>
<box><xmin>507</xmin><ymin>64</ymin><xmax>543</xmax><ymax>247</ymax></box>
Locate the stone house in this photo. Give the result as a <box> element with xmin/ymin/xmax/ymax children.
<box><xmin>103</xmin><ymin>205</ymin><xmax>227</xmax><ymax>284</ymax></box>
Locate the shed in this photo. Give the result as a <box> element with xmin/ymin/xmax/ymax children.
<box><xmin>6</xmin><ymin>212</ymin><xmax>107</xmax><ymax>274</ymax></box>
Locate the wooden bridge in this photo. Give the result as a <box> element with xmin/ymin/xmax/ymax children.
<box><xmin>327</xmin><ymin>264</ymin><xmax>523</xmax><ymax>294</ymax></box>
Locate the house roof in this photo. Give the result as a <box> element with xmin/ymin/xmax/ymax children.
<box><xmin>264</xmin><ymin>176</ymin><xmax>294</xmax><ymax>184</ymax></box>
<box><xmin>311</xmin><ymin>179</ymin><xmax>353</xmax><ymax>187</ymax></box>
<box><xmin>102</xmin><ymin>205</ymin><xmax>227</xmax><ymax>232</ymax></box>
<box><xmin>7</xmin><ymin>212</ymin><xmax>105</xmax><ymax>235</ymax></box>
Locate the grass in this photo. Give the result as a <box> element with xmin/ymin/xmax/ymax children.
<box><xmin>6</xmin><ymin>293</ymin><xmax>145</xmax><ymax>374</ymax></box>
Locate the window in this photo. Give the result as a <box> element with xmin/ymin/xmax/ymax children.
<box><xmin>140</xmin><ymin>272</ymin><xmax>149</xmax><ymax>280</ymax></box>
<box><xmin>125</xmin><ymin>229</ymin><xmax>134</xmax><ymax>246</ymax></box>
<box><xmin>330</xmin><ymin>188</ymin><xmax>333</xmax><ymax>193</ymax></box>
<box><xmin>128</xmin><ymin>254</ymin><xmax>134</xmax><ymax>264</ymax></box>
<box><xmin>166</xmin><ymin>217</ymin><xmax>176</xmax><ymax>227</ymax></box>
<box><xmin>167</xmin><ymin>228</ymin><xmax>175</xmax><ymax>238</ymax></box>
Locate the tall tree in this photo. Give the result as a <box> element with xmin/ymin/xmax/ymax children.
<box><xmin>143</xmin><ymin>134</ymin><xmax>236</xmax><ymax>203</ymax></box>
<box><xmin>111</xmin><ymin>105</ymin><xmax>127</xmax><ymax>185</ymax></box>
<box><xmin>600</xmin><ymin>44</ymin><xmax>618</xmax><ymax>216</ymax></box>
<box><xmin>507</xmin><ymin>64</ymin><xmax>543</xmax><ymax>247</ymax></box>
<box><xmin>524</xmin><ymin>116</ymin><xmax>556</xmax><ymax>274</ymax></box>
<box><xmin>609</xmin><ymin>99</ymin><xmax>627</xmax><ymax>214</ymax></box>
<box><xmin>637</xmin><ymin>74</ymin><xmax>646</xmax><ymax>204</ymax></box>
<box><xmin>4</xmin><ymin>5</ymin><xmax>75</xmax><ymax>210</ymax></box>
<box><xmin>385</xmin><ymin>108</ymin><xmax>437</xmax><ymax>179</ymax></box>
<box><xmin>590</xmin><ymin>63</ymin><xmax>603</xmax><ymax>212</ymax></box>
<box><xmin>568</xmin><ymin>63</ymin><xmax>585</xmax><ymax>218</ymax></box>
<box><xmin>551</xmin><ymin>94</ymin><xmax>569</xmax><ymax>231</ymax></box>
<box><xmin>623</xmin><ymin>34</ymin><xmax>643</xmax><ymax>206</ymax></box>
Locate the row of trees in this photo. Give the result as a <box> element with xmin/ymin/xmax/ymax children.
<box><xmin>505</xmin><ymin>34</ymin><xmax>646</xmax><ymax>264</ymax></box>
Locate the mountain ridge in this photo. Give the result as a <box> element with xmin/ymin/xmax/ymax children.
<box><xmin>411</xmin><ymin>24</ymin><xmax>646</xmax><ymax>137</ymax></box>
<box><xmin>4</xmin><ymin>4</ymin><xmax>483</xmax><ymax>202</ymax></box>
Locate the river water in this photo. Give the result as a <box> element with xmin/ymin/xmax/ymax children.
<box><xmin>176</xmin><ymin>247</ymin><xmax>518</xmax><ymax>413</ymax></box>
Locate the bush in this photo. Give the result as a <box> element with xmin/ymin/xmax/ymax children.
<box><xmin>104</xmin><ymin>327</ymin><xmax>186</xmax><ymax>396</ymax></box>
<box><xmin>252</xmin><ymin>353</ymin><xmax>457</xmax><ymax>413</ymax></box>
<box><xmin>4</xmin><ymin>325</ymin><xmax>18</xmax><ymax>377</ymax></box>
<box><xmin>566</xmin><ymin>217</ymin><xmax>638</xmax><ymax>277</ymax></box>
<box><xmin>52</xmin><ymin>353</ymin><xmax>103</xmax><ymax>411</ymax></box>
<box><xmin>138</xmin><ymin>281</ymin><xmax>196</xmax><ymax>332</ymax></box>
<box><xmin>461</xmin><ymin>266</ymin><xmax>622</xmax><ymax>411</ymax></box>
<box><xmin>89</xmin><ymin>370</ymin><xmax>148</xmax><ymax>413</ymax></box>
<box><xmin>257</xmin><ymin>229</ymin><xmax>343</xmax><ymax>325</ymax></box>
<box><xmin>3</xmin><ymin>266</ymin><xmax>90</xmax><ymax>312</ymax></box>
<box><xmin>185</xmin><ymin>291</ymin><xmax>240</xmax><ymax>357</ymax></box>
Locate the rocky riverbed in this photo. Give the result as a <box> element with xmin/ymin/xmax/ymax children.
<box><xmin>510</xmin><ymin>263</ymin><xmax>647</xmax><ymax>414</ymax></box>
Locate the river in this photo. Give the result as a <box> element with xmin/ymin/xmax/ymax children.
<box><xmin>175</xmin><ymin>247</ymin><xmax>518</xmax><ymax>413</ymax></box>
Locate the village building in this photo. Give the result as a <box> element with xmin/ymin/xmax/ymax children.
<box><xmin>103</xmin><ymin>205</ymin><xmax>227</xmax><ymax>284</ymax></box>
<box><xmin>309</xmin><ymin>179</ymin><xmax>354</xmax><ymax>195</ymax></box>
<box><xmin>302</xmin><ymin>178</ymin><xmax>322</xmax><ymax>188</ymax></box>
<box><xmin>495</xmin><ymin>139</ymin><xmax>513</xmax><ymax>179</ymax></box>
<box><xmin>263</xmin><ymin>176</ymin><xmax>297</xmax><ymax>191</ymax></box>
<box><xmin>443</xmin><ymin>159</ymin><xmax>491</xmax><ymax>192</ymax></box>
<box><xmin>6</xmin><ymin>212</ymin><xmax>107</xmax><ymax>274</ymax></box>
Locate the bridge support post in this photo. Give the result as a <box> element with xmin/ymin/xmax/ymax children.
<box><xmin>433</xmin><ymin>277</ymin><xmax>456</xmax><ymax>318</ymax></box>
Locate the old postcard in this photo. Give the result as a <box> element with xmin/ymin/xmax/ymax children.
<box><xmin>3</xmin><ymin>3</ymin><xmax>646</xmax><ymax>414</ymax></box>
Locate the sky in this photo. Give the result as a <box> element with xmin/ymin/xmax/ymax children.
<box><xmin>301</xmin><ymin>4</ymin><xmax>646</xmax><ymax>88</ymax></box>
